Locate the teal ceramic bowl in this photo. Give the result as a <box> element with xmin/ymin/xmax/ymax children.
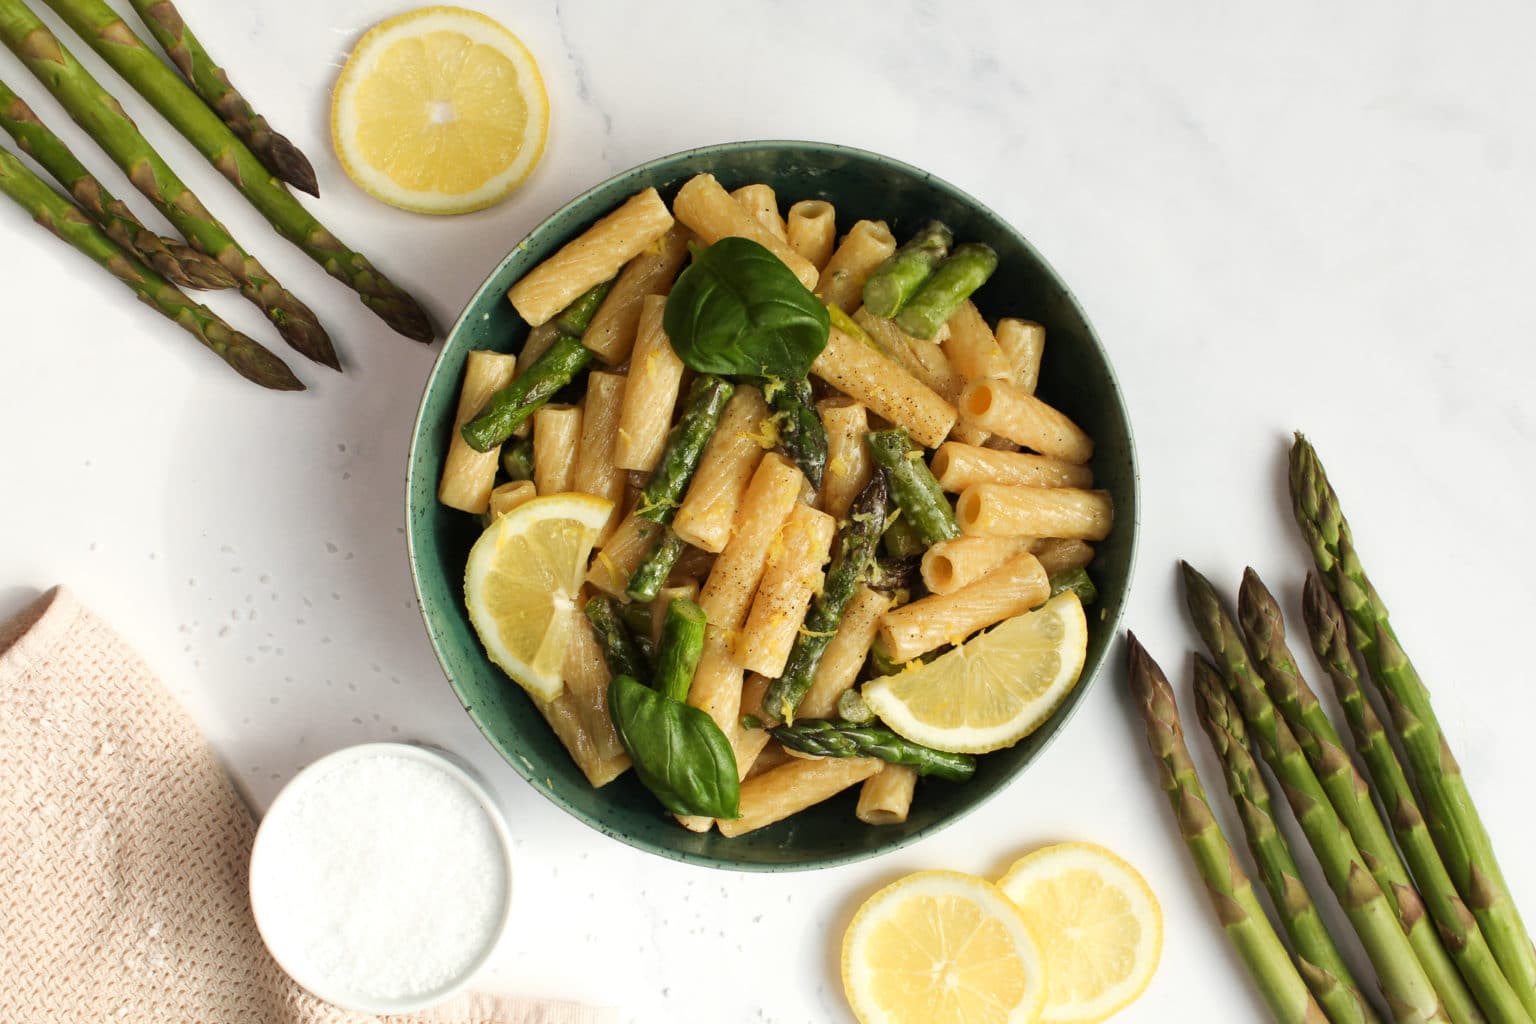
<box><xmin>407</xmin><ymin>141</ymin><xmax>1137</xmax><ymax>871</ymax></box>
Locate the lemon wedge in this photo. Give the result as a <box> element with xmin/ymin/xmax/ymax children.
<box><xmin>843</xmin><ymin>870</ymin><xmax>1047</xmax><ymax>1024</ymax></box>
<box><xmin>861</xmin><ymin>591</ymin><xmax>1088</xmax><ymax>754</ymax></box>
<box><xmin>998</xmin><ymin>843</ymin><xmax>1163</xmax><ymax>1024</ymax></box>
<box><xmin>332</xmin><ymin>6</ymin><xmax>549</xmax><ymax>214</ymax></box>
<box><xmin>463</xmin><ymin>493</ymin><xmax>612</xmax><ymax>701</ymax></box>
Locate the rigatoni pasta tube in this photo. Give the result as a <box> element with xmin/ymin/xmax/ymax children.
<box><xmin>817</xmin><ymin>399</ymin><xmax>873</xmax><ymax>520</ymax></box>
<box><xmin>799</xmin><ymin>585</ymin><xmax>893</xmax><ymax>719</ymax></box>
<box><xmin>811</xmin><ymin>327</ymin><xmax>957</xmax><ymax>448</ymax></box>
<box><xmin>438</xmin><ymin>350</ymin><xmax>518</xmax><ymax>513</ymax></box>
<box><xmin>920</xmin><ymin>536</ymin><xmax>1034</xmax><ymax>595</ymax></box>
<box><xmin>879</xmin><ymin>551</ymin><xmax>1050</xmax><ymax>661</ymax></box>
<box><xmin>945</xmin><ymin>300</ymin><xmax>1011</xmax><ymax>382</ymax></box>
<box><xmin>731</xmin><ymin>184</ymin><xmax>787</xmax><ymax>240</ymax></box>
<box><xmin>732</xmin><ymin>674</ymin><xmax>774</xmax><ymax>781</ymax></box>
<box><xmin>562</xmin><ymin>604</ymin><xmax>629</xmax><ymax>766</ymax></box>
<box><xmin>736</xmin><ymin>503</ymin><xmax>838</xmax><ymax>677</ymax></box>
<box><xmin>744</xmin><ymin>741</ymin><xmax>796</xmax><ymax>779</ymax></box>
<box><xmin>856</xmin><ymin>765</ymin><xmax>917</xmax><ymax>826</ymax></box>
<box><xmin>582</xmin><ymin>226</ymin><xmax>690</xmax><ymax>364</ymax></box>
<box><xmin>586</xmin><ymin>513</ymin><xmax>664</xmax><ymax>597</ymax></box>
<box><xmin>717</xmin><ymin>756</ymin><xmax>882</xmax><ymax>837</ymax></box>
<box><xmin>533</xmin><ymin>691</ymin><xmax>629</xmax><ymax>788</ymax></box>
<box><xmin>613</xmin><ymin>296</ymin><xmax>684</xmax><ymax>472</ymax></box>
<box><xmin>672</xmin><ymin>173</ymin><xmax>818</xmax><ymax>289</ymax></box>
<box><xmin>532</xmin><ymin>404</ymin><xmax>581</xmax><ymax>495</ymax></box>
<box><xmin>488</xmin><ymin>480</ymin><xmax>537</xmax><ymax>519</ymax></box>
<box><xmin>573</xmin><ymin>372</ymin><xmax>628</xmax><ymax>541</ymax></box>
<box><xmin>507</xmin><ymin>187</ymin><xmax>674</xmax><ymax>326</ymax></box>
<box><xmin>958</xmin><ymin>379</ymin><xmax>1093</xmax><ymax>464</ymax></box>
<box><xmin>698</xmin><ymin>452</ymin><xmax>804</xmax><ymax>630</ymax></box>
<box><xmin>686</xmin><ymin>628</ymin><xmax>744</xmax><ymax>754</ymax></box>
<box><xmin>1033</xmin><ymin>538</ymin><xmax>1095</xmax><ymax>575</ymax></box>
<box><xmin>786</xmin><ymin>200</ymin><xmax>835</xmax><ymax>271</ymax></box>
<box><xmin>930</xmin><ymin>441</ymin><xmax>1093</xmax><ymax>491</ymax></box>
<box><xmin>672</xmin><ymin>386</ymin><xmax>770</xmax><ymax>552</ymax></box>
<box><xmin>995</xmin><ymin>318</ymin><xmax>1044</xmax><ymax>393</ymax></box>
<box><xmin>957</xmin><ymin>485</ymin><xmax>1113</xmax><ymax>541</ymax></box>
<box><xmin>854</xmin><ymin>307</ymin><xmax>962</xmax><ymax>402</ymax></box>
<box><xmin>817</xmin><ymin>219</ymin><xmax>896</xmax><ymax>313</ymax></box>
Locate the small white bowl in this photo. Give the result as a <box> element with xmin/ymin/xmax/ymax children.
<box><xmin>249</xmin><ymin>742</ymin><xmax>514</xmax><ymax>1014</ymax></box>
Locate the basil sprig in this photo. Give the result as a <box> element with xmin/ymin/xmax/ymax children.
<box><xmin>663</xmin><ymin>237</ymin><xmax>830</xmax><ymax>379</ymax></box>
<box><xmin>608</xmin><ymin>675</ymin><xmax>740</xmax><ymax>819</ymax></box>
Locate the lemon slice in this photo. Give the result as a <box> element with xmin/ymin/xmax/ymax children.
<box><xmin>463</xmin><ymin>493</ymin><xmax>612</xmax><ymax>701</ymax></box>
<box><xmin>998</xmin><ymin>843</ymin><xmax>1162</xmax><ymax>1024</ymax></box>
<box><xmin>843</xmin><ymin>870</ymin><xmax>1047</xmax><ymax>1024</ymax></box>
<box><xmin>862</xmin><ymin>591</ymin><xmax>1088</xmax><ymax>754</ymax></box>
<box><xmin>332</xmin><ymin>6</ymin><xmax>549</xmax><ymax>214</ymax></box>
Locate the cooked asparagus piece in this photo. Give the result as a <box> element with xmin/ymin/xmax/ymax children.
<box><xmin>125</xmin><ymin>0</ymin><xmax>317</xmax><ymax>195</ymax></box>
<box><xmin>760</xmin><ymin>474</ymin><xmax>888</xmax><ymax>722</ymax></box>
<box><xmin>584</xmin><ymin>595</ymin><xmax>649</xmax><ymax>682</ymax></box>
<box><xmin>0</xmin><ymin>77</ymin><xmax>230</xmax><ymax>289</ymax></box>
<box><xmin>654</xmin><ymin>597</ymin><xmax>707</xmax><ymax>703</ymax></box>
<box><xmin>861</xmin><ymin>220</ymin><xmax>951</xmax><ymax>317</ymax></box>
<box><xmin>635</xmin><ymin>376</ymin><xmax>735</xmax><ymax>523</ymax></box>
<box><xmin>462</xmin><ymin>336</ymin><xmax>593</xmax><ymax>451</ymax></box>
<box><xmin>766</xmin><ymin>376</ymin><xmax>827</xmax><ymax>488</ymax></box>
<box><xmin>894</xmin><ymin>242</ymin><xmax>998</xmax><ymax>340</ymax></box>
<box><xmin>1242</xmin><ymin>569</ymin><xmax>1509</xmax><ymax>1024</ymax></box>
<box><xmin>0</xmin><ymin>145</ymin><xmax>299</xmax><ymax>389</ymax></box>
<box><xmin>1290</xmin><ymin>435</ymin><xmax>1536</xmax><ymax>1014</ymax></box>
<box><xmin>866</xmin><ymin>429</ymin><xmax>959</xmax><ymax>544</ymax></box>
<box><xmin>499</xmin><ymin>439</ymin><xmax>534</xmax><ymax>482</ymax></box>
<box><xmin>625</xmin><ymin>528</ymin><xmax>686</xmax><ymax>604</ymax></box>
<box><xmin>1192</xmin><ymin>662</ymin><xmax>1381</xmax><ymax>1024</ymax></box>
<box><xmin>880</xmin><ymin>513</ymin><xmax>927</xmax><ymax>558</ymax></box>
<box><xmin>1048</xmin><ymin>567</ymin><xmax>1098</xmax><ymax>605</ymax></box>
<box><xmin>0</xmin><ymin>3</ymin><xmax>336</xmax><ymax>367</ymax></box>
<box><xmin>553</xmin><ymin>278</ymin><xmax>614</xmax><ymax>337</ymax></box>
<box><xmin>1126</xmin><ymin>634</ymin><xmax>1327</xmax><ymax>1024</ymax></box>
<box><xmin>768</xmin><ymin>719</ymin><xmax>975</xmax><ymax>782</ymax></box>
<box><xmin>40</xmin><ymin>0</ymin><xmax>433</xmax><ymax>342</ymax></box>
<box><xmin>1181</xmin><ymin>563</ymin><xmax>1450</xmax><ymax>1024</ymax></box>
<box><xmin>836</xmin><ymin>688</ymin><xmax>875</xmax><ymax>725</ymax></box>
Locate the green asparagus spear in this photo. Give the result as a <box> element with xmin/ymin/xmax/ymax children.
<box><xmin>861</xmin><ymin>220</ymin><xmax>951</xmax><ymax>317</ymax></box>
<box><xmin>0</xmin><ymin>77</ymin><xmax>229</xmax><ymax>290</ymax></box>
<box><xmin>584</xmin><ymin>595</ymin><xmax>650</xmax><ymax>683</ymax></box>
<box><xmin>867</xmin><ymin>554</ymin><xmax>920</xmax><ymax>597</ymax></box>
<box><xmin>635</xmin><ymin>376</ymin><xmax>735</xmax><ymax>523</ymax></box>
<box><xmin>1126</xmin><ymin>634</ymin><xmax>1327</xmax><ymax>1024</ymax></box>
<box><xmin>553</xmin><ymin>279</ymin><xmax>613</xmax><ymax>337</ymax></box>
<box><xmin>866</xmin><ymin>429</ymin><xmax>959</xmax><ymax>544</ymax></box>
<box><xmin>1241</xmin><ymin>570</ymin><xmax>1496</xmax><ymax>1024</ymax></box>
<box><xmin>761</xmin><ymin>474</ymin><xmax>889</xmax><ymax>722</ymax></box>
<box><xmin>1300</xmin><ymin>574</ymin><xmax>1532</xmax><ymax>1024</ymax></box>
<box><xmin>1290</xmin><ymin>435</ymin><xmax>1536</xmax><ymax>1014</ymax></box>
<box><xmin>1192</xmin><ymin>663</ymin><xmax>1381</xmax><ymax>1024</ymax></box>
<box><xmin>765</xmin><ymin>376</ymin><xmax>828</xmax><ymax>488</ymax></box>
<box><xmin>654</xmin><ymin>598</ymin><xmax>706</xmax><ymax>703</ymax></box>
<box><xmin>894</xmin><ymin>242</ymin><xmax>998</xmax><ymax>340</ymax></box>
<box><xmin>625</xmin><ymin>528</ymin><xmax>686</xmax><ymax>604</ymax></box>
<box><xmin>499</xmin><ymin>438</ymin><xmax>534</xmax><ymax>482</ymax></box>
<box><xmin>880</xmin><ymin>513</ymin><xmax>927</xmax><ymax>558</ymax></box>
<box><xmin>1182</xmin><ymin>564</ymin><xmax>1451</xmax><ymax>1023</ymax></box>
<box><xmin>1049</xmin><ymin>567</ymin><xmax>1098</xmax><ymax>605</ymax></box>
<box><xmin>0</xmin><ymin>4</ymin><xmax>336</xmax><ymax>368</ymax></box>
<box><xmin>126</xmin><ymin>0</ymin><xmax>317</xmax><ymax>195</ymax></box>
<box><xmin>768</xmin><ymin>719</ymin><xmax>975</xmax><ymax>782</ymax></box>
<box><xmin>462</xmin><ymin>335</ymin><xmax>593</xmax><ymax>451</ymax></box>
<box><xmin>39</xmin><ymin>0</ymin><xmax>433</xmax><ymax>342</ymax></box>
<box><xmin>836</xmin><ymin>688</ymin><xmax>875</xmax><ymax>724</ymax></box>
<box><xmin>0</xmin><ymin>145</ymin><xmax>299</xmax><ymax>389</ymax></box>
<box><xmin>618</xmin><ymin>599</ymin><xmax>657</xmax><ymax>666</ymax></box>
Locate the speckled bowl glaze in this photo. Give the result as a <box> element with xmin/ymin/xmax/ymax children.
<box><xmin>406</xmin><ymin>141</ymin><xmax>1138</xmax><ymax>871</ymax></box>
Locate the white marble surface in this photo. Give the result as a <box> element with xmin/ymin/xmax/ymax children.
<box><xmin>3</xmin><ymin>1</ymin><xmax>1534</xmax><ymax>1020</ymax></box>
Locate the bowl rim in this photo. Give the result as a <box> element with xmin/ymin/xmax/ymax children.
<box><xmin>405</xmin><ymin>138</ymin><xmax>1140</xmax><ymax>870</ymax></box>
<box><xmin>248</xmin><ymin>741</ymin><xmax>515</xmax><ymax>1012</ymax></box>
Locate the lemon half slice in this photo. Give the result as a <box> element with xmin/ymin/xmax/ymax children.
<box><xmin>332</xmin><ymin>6</ymin><xmax>549</xmax><ymax>214</ymax></box>
<box><xmin>862</xmin><ymin>592</ymin><xmax>1089</xmax><ymax>754</ymax></box>
<box><xmin>998</xmin><ymin>843</ymin><xmax>1163</xmax><ymax>1024</ymax></box>
<box><xmin>843</xmin><ymin>870</ymin><xmax>1047</xmax><ymax>1024</ymax></box>
<box><xmin>463</xmin><ymin>493</ymin><xmax>612</xmax><ymax>701</ymax></box>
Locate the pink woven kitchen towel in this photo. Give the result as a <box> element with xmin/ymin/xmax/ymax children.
<box><xmin>0</xmin><ymin>587</ymin><xmax>615</xmax><ymax>1024</ymax></box>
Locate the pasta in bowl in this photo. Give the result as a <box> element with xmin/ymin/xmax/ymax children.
<box><xmin>407</xmin><ymin>141</ymin><xmax>1137</xmax><ymax>869</ymax></box>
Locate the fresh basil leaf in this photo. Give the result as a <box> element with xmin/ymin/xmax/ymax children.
<box><xmin>608</xmin><ymin>675</ymin><xmax>740</xmax><ymax>819</ymax></box>
<box><xmin>663</xmin><ymin>237</ymin><xmax>830</xmax><ymax>379</ymax></box>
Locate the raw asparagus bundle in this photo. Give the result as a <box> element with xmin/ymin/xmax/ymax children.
<box><xmin>766</xmin><ymin>719</ymin><xmax>975</xmax><ymax>782</ymax></box>
<box><xmin>1290</xmin><ymin>435</ymin><xmax>1536</xmax><ymax>1014</ymax></box>
<box><xmin>0</xmin><ymin>145</ymin><xmax>299</xmax><ymax>389</ymax></box>
<box><xmin>1191</xmin><ymin>662</ymin><xmax>1380</xmax><ymax>1024</ymax></box>
<box><xmin>0</xmin><ymin>77</ymin><xmax>229</xmax><ymax>290</ymax></box>
<box><xmin>1181</xmin><ymin>563</ymin><xmax>1451</xmax><ymax>1024</ymax></box>
<box><xmin>1126</xmin><ymin>634</ymin><xmax>1327</xmax><ymax>1024</ymax></box>
<box><xmin>126</xmin><ymin>0</ymin><xmax>318</xmax><ymax>195</ymax></box>
<box><xmin>0</xmin><ymin>1</ymin><xmax>336</xmax><ymax>369</ymax></box>
<box><xmin>39</xmin><ymin>0</ymin><xmax>433</xmax><ymax>342</ymax></box>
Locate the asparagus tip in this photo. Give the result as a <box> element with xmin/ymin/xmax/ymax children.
<box><xmin>160</xmin><ymin>241</ymin><xmax>238</xmax><ymax>291</ymax></box>
<box><xmin>227</xmin><ymin>335</ymin><xmax>305</xmax><ymax>391</ymax></box>
<box><xmin>266</xmin><ymin>131</ymin><xmax>320</xmax><ymax>197</ymax></box>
